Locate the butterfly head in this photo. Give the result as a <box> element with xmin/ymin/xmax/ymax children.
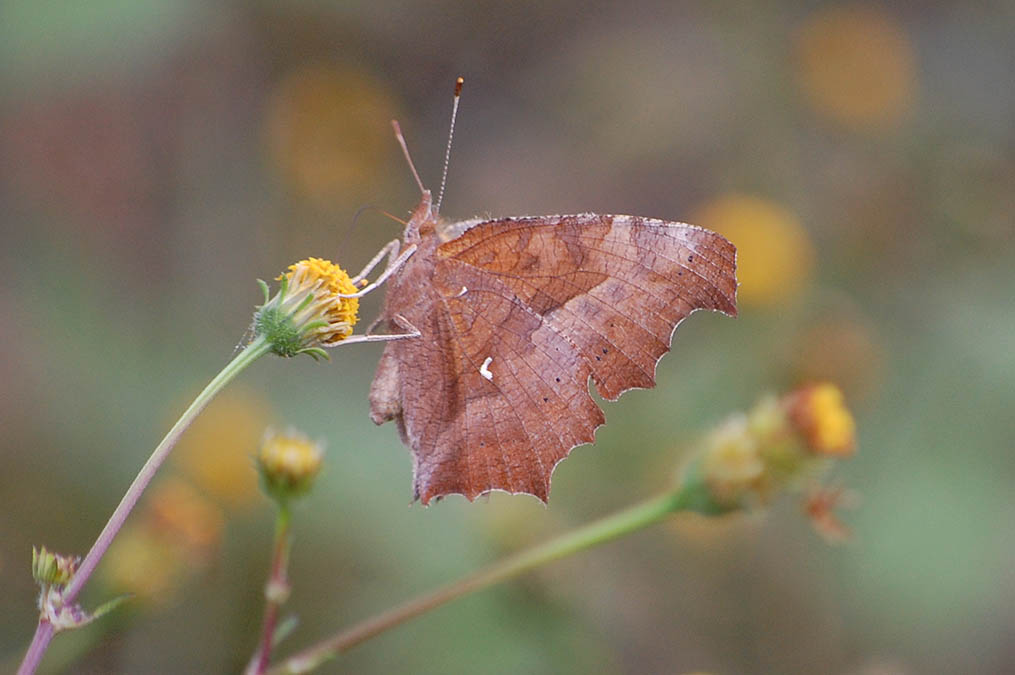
<box><xmin>403</xmin><ymin>189</ymin><xmax>435</xmax><ymax>244</ymax></box>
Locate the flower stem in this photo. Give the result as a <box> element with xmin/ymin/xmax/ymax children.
<box><xmin>17</xmin><ymin>621</ymin><xmax>54</xmax><ymax>675</ymax></box>
<box><xmin>248</xmin><ymin>505</ymin><xmax>293</xmax><ymax>675</ymax></box>
<box><xmin>267</xmin><ymin>489</ymin><xmax>689</xmax><ymax>674</ymax></box>
<box><xmin>18</xmin><ymin>336</ymin><xmax>272</xmax><ymax>675</ymax></box>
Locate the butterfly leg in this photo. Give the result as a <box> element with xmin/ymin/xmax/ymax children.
<box><xmin>339</xmin><ymin>314</ymin><xmax>420</xmax><ymax>346</ymax></box>
<box><xmin>350</xmin><ymin>239</ymin><xmax>400</xmax><ymax>285</ymax></box>
<box><xmin>362</xmin><ymin>314</ymin><xmax>386</xmax><ymax>336</ymax></box>
<box><xmin>338</xmin><ymin>244</ymin><xmax>418</xmax><ymax>299</ymax></box>
<box><xmin>356</xmin><ymin>309</ymin><xmax>418</xmax><ymax>343</ymax></box>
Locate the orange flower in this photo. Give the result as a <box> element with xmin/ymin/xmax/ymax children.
<box><xmin>102</xmin><ymin>479</ymin><xmax>225</xmax><ymax>604</ymax></box>
<box><xmin>795</xmin><ymin>4</ymin><xmax>916</xmax><ymax>130</ymax></box>
<box><xmin>265</xmin><ymin>65</ymin><xmax>398</xmax><ymax>205</ymax></box>
<box><xmin>677</xmin><ymin>383</ymin><xmax>858</xmax><ymax>538</ymax></box>
<box><xmin>146</xmin><ymin>478</ymin><xmax>225</xmax><ymax>553</ymax></box>
<box><xmin>786</xmin><ymin>383</ymin><xmax>857</xmax><ymax>456</ymax></box>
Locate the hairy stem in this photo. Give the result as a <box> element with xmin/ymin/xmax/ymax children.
<box><xmin>18</xmin><ymin>336</ymin><xmax>272</xmax><ymax>675</ymax></box>
<box><xmin>268</xmin><ymin>489</ymin><xmax>689</xmax><ymax>674</ymax></box>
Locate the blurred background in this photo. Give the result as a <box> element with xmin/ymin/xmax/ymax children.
<box><xmin>1</xmin><ymin>1</ymin><xmax>1012</xmax><ymax>673</ymax></box>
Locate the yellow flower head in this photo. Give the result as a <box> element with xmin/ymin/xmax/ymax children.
<box><xmin>173</xmin><ymin>388</ymin><xmax>271</xmax><ymax>510</ymax></box>
<box><xmin>795</xmin><ymin>4</ymin><xmax>916</xmax><ymax>131</ymax></box>
<box><xmin>265</xmin><ymin>65</ymin><xmax>398</xmax><ymax>205</ymax></box>
<box><xmin>786</xmin><ymin>383</ymin><xmax>856</xmax><ymax>456</ymax></box>
<box><xmin>283</xmin><ymin>258</ymin><xmax>359</xmax><ymax>336</ymax></box>
<box><xmin>258</xmin><ymin>428</ymin><xmax>324</xmax><ymax>501</ymax></box>
<box><xmin>692</xmin><ymin>194</ymin><xmax>814</xmax><ymax>308</ymax></box>
<box><xmin>255</xmin><ymin>258</ymin><xmax>359</xmax><ymax>358</ymax></box>
<box><xmin>102</xmin><ymin>527</ymin><xmax>180</xmax><ymax>603</ymax></box>
<box><xmin>146</xmin><ymin>479</ymin><xmax>225</xmax><ymax>553</ymax></box>
<box><xmin>101</xmin><ymin>479</ymin><xmax>223</xmax><ymax>605</ymax></box>
<box><xmin>701</xmin><ymin>416</ymin><xmax>765</xmax><ymax>506</ymax></box>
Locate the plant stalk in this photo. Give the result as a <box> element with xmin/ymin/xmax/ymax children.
<box><xmin>18</xmin><ymin>336</ymin><xmax>272</xmax><ymax>675</ymax></box>
<box><xmin>248</xmin><ymin>505</ymin><xmax>293</xmax><ymax>675</ymax></box>
<box><xmin>268</xmin><ymin>489</ymin><xmax>689</xmax><ymax>674</ymax></box>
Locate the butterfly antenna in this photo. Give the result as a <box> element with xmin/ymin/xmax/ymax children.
<box><xmin>391</xmin><ymin>120</ymin><xmax>426</xmax><ymax>196</ymax></box>
<box><xmin>435</xmin><ymin>76</ymin><xmax>464</xmax><ymax>215</ymax></box>
<box><xmin>353</xmin><ymin>202</ymin><xmax>408</xmax><ymax>227</ymax></box>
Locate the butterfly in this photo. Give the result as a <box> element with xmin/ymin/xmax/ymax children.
<box><xmin>349</xmin><ymin>79</ymin><xmax>737</xmax><ymax>504</ymax></box>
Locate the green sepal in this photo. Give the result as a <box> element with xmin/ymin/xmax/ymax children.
<box><xmin>675</xmin><ymin>458</ymin><xmax>742</xmax><ymax>516</ymax></box>
<box><xmin>90</xmin><ymin>594</ymin><xmax>132</xmax><ymax>622</ymax></box>
<box><xmin>273</xmin><ymin>614</ymin><xmax>300</xmax><ymax>647</ymax></box>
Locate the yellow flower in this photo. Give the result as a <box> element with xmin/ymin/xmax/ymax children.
<box><xmin>701</xmin><ymin>416</ymin><xmax>765</xmax><ymax>506</ymax></box>
<box><xmin>692</xmin><ymin>194</ymin><xmax>814</xmax><ymax>307</ymax></box>
<box><xmin>795</xmin><ymin>4</ymin><xmax>916</xmax><ymax>130</ymax></box>
<box><xmin>101</xmin><ymin>479</ymin><xmax>224</xmax><ymax>604</ymax></box>
<box><xmin>146</xmin><ymin>478</ymin><xmax>225</xmax><ymax>554</ymax></box>
<box><xmin>265</xmin><ymin>65</ymin><xmax>398</xmax><ymax>205</ymax></box>
<box><xmin>676</xmin><ymin>385</ymin><xmax>857</xmax><ymax>539</ymax></box>
<box><xmin>102</xmin><ymin>527</ymin><xmax>180</xmax><ymax>603</ymax></box>
<box><xmin>786</xmin><ymin>383</ymin><xmax>856</xmax><ymax>456</ymax></box>
<box><xmin>255</xmin><ymin>258</ymin><xmax>359</xmax><ymax>358</ymax></box>
<box><xmin>173</xmin><ymin>388</ymin><xmax>272</xmax><ymax>509</ymax></box>
<box><xmin>258</xmin><ymin>428</ymin><xmax>324</xmax><ymax>501</ymax></box>
<box><xmin>282</xmin><ymin>257</ymin><xmax>359</xmax><ymax>339</ymax></box>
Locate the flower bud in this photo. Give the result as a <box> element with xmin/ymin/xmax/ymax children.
<box><xmin>32</xmin><ymin>546</ymin><xmax>78</xmax><ymax>588</ymax></box>
<box><xmin>701</xmin><ymin>416</ymin><xmax>765</xmax><ymax>507</ymax></box>
<box><xmin>674</xmin><ymin>383</ymin><xmax>858</xmax><ymax>539</ymax></box>
<box><xmin>258</xmin><ymin>428</ymin><xmax>324</xmax><ymax>502</ymax></box>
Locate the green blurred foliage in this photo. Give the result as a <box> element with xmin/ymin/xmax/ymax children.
<box><xmin>1</xmin><ymin>1</ymin><xmax>1013</xmax><ymax>673</ymax></box>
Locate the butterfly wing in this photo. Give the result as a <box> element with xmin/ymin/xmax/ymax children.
<box><xmin>373</xmin><ymin>214</ymin><xmax>737</xmax><ymax>504</ymax></box>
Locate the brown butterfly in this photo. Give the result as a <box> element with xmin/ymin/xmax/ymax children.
<box><xmin>348</xmin><ymin>79</ymin><xmax>737</xmax><ymax>504</ymax></box>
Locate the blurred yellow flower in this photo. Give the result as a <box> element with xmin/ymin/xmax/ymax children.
<box><xmin>265</xmin><ymin>65</ymin><xmax>398</xmax><ymax>204</ymax></box>
<box><xmin>257</xmin><ymin>428</ymin><xmax>324</xmax><ymax>501</ymax></box>
<box><xmin>692</xmin><ymin>194</ymin><xmax>814</xmax><ymax>307</ymax></box>
<box><xmin>677</xmin><ymin>383</ymin><xmax>858</xmax><ymax>539</ymax></box>
<box><xmin>701</xmin><ymin>416</ymin><xmax>764</xmax><ymax>506</ymax></box>
<box><xmin>173</xmin><ymin>388</ymin><xmax>273</xmax><ymax>509</ymax></box>
<box><xmin>795</xmin><ymin>4</ymin><xmax>916</xmax><ymax>130</ymax></box>
<box><xmin>102</xmin><ymin>526</ymin><xmax>180</xmax><ymax>603</ymax></box>
<box><xmin>147</xmin><ymin>478</ymin><xmax>225</xmax><ymax>553</ymax></box>
<box><xmin>786</xmin><ymin>383</ymin><xmax>856</xmax><ymax>456</ymax></box>
<box><xmin>102</xmin><ymin>479</ymin><xmax>225</xmax><ymax>604</ymax></box>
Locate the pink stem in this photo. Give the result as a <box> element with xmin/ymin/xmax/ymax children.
<box><xmin>17</xmin><ymin>621</ymin><xmax>54</xmax><ymax>675</ymax></box>
<box><xmin>248</xmin><ymin>508</ymin><xmax>292</xmax><ymax>675</ymax></box>
<box><xmin>17</xmin><ymin>337</ymin><xmax>270</xmax><ymax>675</ymax></box>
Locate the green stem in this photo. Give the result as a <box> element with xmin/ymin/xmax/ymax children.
<box><xmin>19</xmin><ymin>336</ymin><xmax>272</xmax><ymax>675</ymax></box>
<box><xmin>248</xmin><ymin>505</ymin><xmax>293</xmax><ymax>675</ymax></box>
<box><xmin>268</xmin><ymin>489</ymin><xmax>689</xmax><ymax>674</ymax></box>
